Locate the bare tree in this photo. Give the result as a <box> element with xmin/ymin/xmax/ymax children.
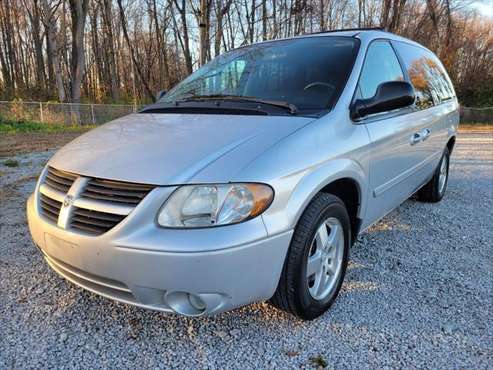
<box><xmin>214</xmin><ymin>0</ymin><xmax>233</xmax><ymax>56</ymax></box>
<box><xmin>68</xmin><ymin>0</ymin><xmax>89</xmax><ymax>103</ymax></box>
<box><xmin>40</xmin><ymin>0</ymin><xmax>66</xmax><ymax>101</ymax></box>
<box><xmin>0</xmin><ymin>0</ymin><xmax>491</xmax><ymax>107</ymax></box>
<box><xmin>173</xmin><ymin>0</ymin><xmax>193</xmax><ymax>73</ymax></box>
<box><xmin>116</xmin><ymin>0</ymin><xmax>156</xmax><ymax>100</ymax></box>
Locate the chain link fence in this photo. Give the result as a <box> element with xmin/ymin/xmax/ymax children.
<box><xmin>0</xmin><ymin>101</ymin><xmax>492</xmax><ymax>126</ymax></box>
<box><xmin>0</xmin><ymin>101</ymin><xmax>141</xmax><ymax>126</ymax></box>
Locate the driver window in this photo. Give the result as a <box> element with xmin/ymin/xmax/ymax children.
<box><xmin>358</xmin><ymin>41</ymin><xmax>404</xmax><ymax>99</ymax></box>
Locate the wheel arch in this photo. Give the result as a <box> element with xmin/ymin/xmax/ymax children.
<box><xmin>264</xmin><ymin>158</ymin><xmax>367</xmax><ymax>243</ymax></box>
<box><xmin>446</xmin><ymin>136</ymin><xmax>456</xmax><ymax>154</ymax></box>
<box><xmin>319</xmin><ymin>178</ymin><xmax>362</xmax><ymax>243</ymax></box>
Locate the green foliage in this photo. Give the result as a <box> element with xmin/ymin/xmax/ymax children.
<box><xmin>458</xmin><ymin>81</ymin><xmax>493</xmax><ymax>107</ymax></box>
<box><xmin>3</xmin><ymin>159</ymin><xmax>19</xmax><ymax>167</ymax></box>
<box><xmin>0</xmin><ymin>116</ymin><xmax>95</xmax><ymax>134</ymax></box>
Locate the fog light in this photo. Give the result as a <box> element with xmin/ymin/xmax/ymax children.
<box><xmin>188</xmin><ymin>293</ymin><xmax>206</xmax><ymax>311</ymax></box>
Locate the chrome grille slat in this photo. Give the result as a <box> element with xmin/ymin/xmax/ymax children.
<box><xmin>81</xmin><ymin>178</ymin><xmax>154</xmax><ymax>206</ymax></box>
<box><xmin>44</xmin><ymin>178</ymin><xmax>71</xmax><ymax>193</ymax></box>
<box><xmin>70</xmin><ymin>207</ymin><xmax>126</xmax><ymax>235</ymax></box>
<box><xmin>70</xmin><ymin>221</ymin><xmax>109</xmax><ymax>235</ymax></box>
<box><xmin>45</xmin><ymin>173</ymin><xmax>74</xmax><ymax>186</ymax></box>
<box><xmin>81</xmin><ymin>192</ymin><xmax>141</xmax><ymax>205</ymax></box>
<box><xmin>73</xmin><ymin>208</ymin><xmax>125</xmax><ymax>222</ymax></box>
<box><xmin>44</xmin><ymin>167</ymin><xmax>77</xmax><ymax>193</ymax></box>
<box><xmin>39</xmin><ymin>193</ymin><xmax>62</xmax><ymax>223</ymax></box>
<box><xmin>40</xmin><ymin>200</ymin><xmax>60</xmax><ymax>215</ymax></box>
<box><xmin>39</xmin><ymin>167</ymin><xmax>154</xmax><ymax>235</ymax></box>
<box><xmin>41</xmin><ymin>206</ymin><xmax>58</xmax><ymax>218</ymax></box>
<box><xmin>84</xmin><ymin>185</ymin><xmax>147</xmax><ymax>198</ymax></box>
<box><xmin>88</xmin><ymin>179</ymin><xmax>153</xmax><ymax>191</ymax></box>
<box><xmin>40</xmin><ymin>194</ymin><xmax>62</xmax><ymax>209</ymax></box>
<box><xmin>72</xmin><ymin>215</ymin><xmax>120</xmax><ymax>228</ymax></box>
<box><xmin>72</xmin><ymin>217</ymin><xmax>117</xmax><ymax>229</ymax></box>
<box><xmin>48</xmin><ymin>167</ymin><xmax>77</xmax><ymax>181</ymax></box>
<box><xmin>42</xmin><ymin>212</ymin><xmax>58</xmax><ymax>223</ymax></box>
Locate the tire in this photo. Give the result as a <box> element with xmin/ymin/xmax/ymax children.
<box><xmin>270</xmin><ymin>193</ymin><xmax>350</xmax><ymax>320</ymax></box>
<box><xmin>417</xmin><ymin>147</ymin><xmax>450</xmax><ymax>203</ymax></box>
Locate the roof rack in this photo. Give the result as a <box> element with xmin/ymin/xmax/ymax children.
<box><xmin>305</xmin><ymin>27</ymin><xmax>386</xmax><ymax>36</ymax></box>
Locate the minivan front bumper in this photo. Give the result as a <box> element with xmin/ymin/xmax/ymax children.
<box><xmin>27</xmin><ymin>193</ymin><xmax>292</xmax><ymax>316</ymax></box>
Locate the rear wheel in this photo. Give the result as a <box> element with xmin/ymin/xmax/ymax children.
<box><xmin>270</xmin><ymin>193</ymin><xmax>350</xmax><ymax>320</ymax></box>
<box><xmin>417</xmin><ymin>147</ymin><xmax>450</xmax><ymax>203</ymax></box>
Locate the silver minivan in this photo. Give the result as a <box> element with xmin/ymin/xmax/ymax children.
<box><xmin>27</xmin><ymin>29</ymin><xmax>459</xmax><ymax>320</ymax></box>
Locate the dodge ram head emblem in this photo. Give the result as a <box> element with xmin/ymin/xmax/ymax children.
<box><xmin>63</xmin><ymin>195</ymin><xmax>74</xmax><ymax>207</ymax></box>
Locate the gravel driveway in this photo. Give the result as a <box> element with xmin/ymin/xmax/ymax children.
<box><xmin>1</xmin><ymin>130</ymin><xmax>492</xmax><ymax>369</ymax></box>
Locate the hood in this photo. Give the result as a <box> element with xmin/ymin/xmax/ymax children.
<box><xmin>49</xmin><ymin>113</ymin><xmax>314</xmax><ymax>185</ymax></box>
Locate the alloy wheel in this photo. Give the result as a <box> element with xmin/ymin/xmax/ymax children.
<box><xmin>306</xmin><ymin>217</ymin><xmax>345</xmax><ymax>300</ymax></box>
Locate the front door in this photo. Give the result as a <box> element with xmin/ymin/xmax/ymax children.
<box><xmin>356</xmin><ymin>40</ymin><xmax>431</xmax><ymax>229</ymax></box>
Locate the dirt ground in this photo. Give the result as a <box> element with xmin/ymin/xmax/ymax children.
<box><xmin>0</xmin><ymin>132</ymin><xmax>84</xmax><ymax>157</ymax></box>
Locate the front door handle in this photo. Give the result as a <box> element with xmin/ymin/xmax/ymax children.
<box><xmin>420</xmin><ymin>128</ymin><xmax>431</xmax><ymax>141</ymax></box>
<box><xmin>410</xmin><ymin>132</ymin><xmax>421</xmax><ymax>145</ymax></box>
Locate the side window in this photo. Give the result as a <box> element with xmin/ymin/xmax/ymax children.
<box><xmin>395</xmin><ymin>42</ymin><xmax>450</xmax><ymax>109</ymax></box>
<box><xmin>358</xmin><ymin>40</ymin><xmax>404</xmax><ymax>99</ymax></box>
<box><xmin>422</xmin><ymin>50</ymin><xmax>455</xmax><ymax>102</ymax></box>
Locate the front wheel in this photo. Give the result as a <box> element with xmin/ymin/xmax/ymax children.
<box><xmin>270</xmin><ymin>193</ymin><xmax>350</xmax><ymax>320</ymax></box>
<box><xmin>417</xmin><ymin>147</ymin><xmax>450</xmax><ymax>203</ymax></box>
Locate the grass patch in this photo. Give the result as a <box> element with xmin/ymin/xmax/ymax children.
<box><xmin>3</xmin><ymin>159</ymin><xmax>19</xmax><ymax>167</ymax></box>
<box><xmin>0</xmin><ymin>118</ymin><xmax>95</xmax><ymax>134</ymax></box>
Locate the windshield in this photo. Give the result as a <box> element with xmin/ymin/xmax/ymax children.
<box><xmin>161</xmin><ymin>36</ymin><xmax>359</xmax><ymax>115</ymax></box>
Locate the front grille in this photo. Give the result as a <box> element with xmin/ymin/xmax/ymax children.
<box><xmin>70</xmin><ymin>207</ymin><xmax>126</xmax><ymax>235</ymax></box>
<box><xmin>44</xmin><ymin>166</ymin><xmax>77</xmax><ymax>193</ymax></box>
<box><xmin>39</xmin><ymin>193</ymin><xmax>62</xmax><ymax>223</ymax></box>
<box><xmin>81</xmin><ymin>178</ymin><xmax>154</xmax><ymax>205</ymax></box>
<box><xmin>38</xmin><ymin>167</ymin><xmax>155</xmax><ymax>236</ymax></box>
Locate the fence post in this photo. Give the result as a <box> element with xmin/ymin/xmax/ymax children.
<box><xmin>39</xmin><ymin>102</ymin><xmax>44</xmax><ymax>122</ymax></box>
<box><xmin>91</xmin><ymin>104</ymin><xmax>96</xmax><ymax>125</ymax></box>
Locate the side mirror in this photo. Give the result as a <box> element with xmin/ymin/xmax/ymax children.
<box><xmin>156</xmin><ymin>90</ymin><xmax>167</xmax><ymax>101</ymax></box>
<box><xmin>350</xmin><ymin>81</ymin><xmax>415</xmax><ymax>120</ymax></box>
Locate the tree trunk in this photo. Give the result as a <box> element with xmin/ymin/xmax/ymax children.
<box><xmin>68</xmin><ymin>0</ymin><xmax>89</xmax><ymax>103</ymax></box>
<box><xmin>40</xmin><ymin>0</ymin><xmax>66</xmax><ymax>102</ymax></box>
<box><xmin>26</xmin><ymin>0</ymin><xmax>47</xmax><ymax>96</ymax></box>
<box><xmin>262</xmin><ymin>0</ymin><xmax>267</xmax><ymax>40</ymax></box>
<box><xmin>173</xmin><ymin>0</ymin><xmax>193</xmax><ymax>73</ymax></box>
<box><xmin>150</xmin><ymin>0</ymin><xmax>170</xmax><ymax>89</ymax></box>
<box><xmin>99</xmin><ymin>0</ymin><xmax>119</xmax><ymax>101</ymax></box>
<box><xmin>214</xmin><ymin>0</ymin><xmax>232</xmax><ymax>57</ymax></box>
<box><xmin>197</xmin><ymin>0</ymin><xmax>211</xmax><ymax>66</ymax></box>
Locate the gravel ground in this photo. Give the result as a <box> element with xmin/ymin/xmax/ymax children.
<box><xmin>1</xmin><ymin>130</ymin><xmax>492</xmax><ymax>369</ymax></box>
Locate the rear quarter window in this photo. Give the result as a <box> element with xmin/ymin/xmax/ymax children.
<box><xmin>394</xmin><ymin>41</ymin><xmax>455</xmax><ymax>109</ymax></box>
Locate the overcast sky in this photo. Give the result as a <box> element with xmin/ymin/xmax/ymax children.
<box><xmin>471</xmin><ymin>0</ymin><xmax>493</xmax><ymax>17</ymax></box>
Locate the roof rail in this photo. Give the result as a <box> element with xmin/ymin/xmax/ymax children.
<box><xmin>305</xmin><ymin>27</ymin><xmax>386</xmax><ymax>36</ymax></box>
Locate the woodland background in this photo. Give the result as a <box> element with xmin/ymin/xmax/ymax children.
<box><xmin>0</xmin><ymin>0</ymin><xmax>492</xmax><ymax>107</ymax></box>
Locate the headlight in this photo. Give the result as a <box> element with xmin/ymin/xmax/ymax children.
<box><xmin>157</xmin><ymin>183</ymin><xmax>273</xmax><ymax>228</ymax></box>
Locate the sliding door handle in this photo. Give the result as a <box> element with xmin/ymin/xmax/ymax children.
<box><xmin>420</xmin><ymin>128</ymin><xmax>431</xmax><ymax>141</ymax></box>
<box><xmin>410</xmin><ymin>132</ymin><xmax>421</xmax><ymax>145</ymax></box>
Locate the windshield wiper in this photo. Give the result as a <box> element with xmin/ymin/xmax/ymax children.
<box><xmin>177</xmin><ymin>95</ymin><xmax>299</xmax><ymax>115</ymax></box>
